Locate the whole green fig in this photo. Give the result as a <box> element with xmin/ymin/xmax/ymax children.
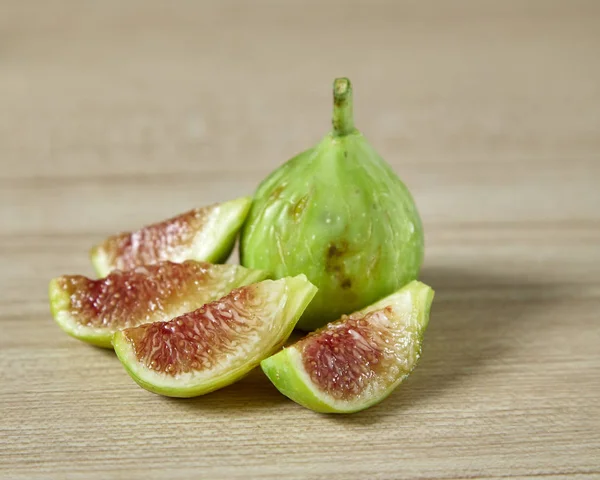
<box><xmin>240</xmin><ymin>78</ymin><xmax>424</xmax><ymax>331</ymax></box>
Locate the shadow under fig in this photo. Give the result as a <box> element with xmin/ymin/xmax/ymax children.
<box><xmin>165</xmin><ymin>367</ymin><xmax>288</xmax><ymax>412</ymax></box>
<box><xmin>85</xmin><ymin>335</ymin><xmax>286</xmax><ymax>411</ymax></box>
<box><xmin>90</xmin><ymin>266</ymin><xmax>562</xmax><ymax>417</ymax></box>
<box><xmin>165</xmin><ymin>332</ymin><xmax>309</xmax><ymax>411</ymax></box>
<box><xmin>327</xmin><ymin>265</ymin><xmax>562</xmax><ymax>424</ymax></box>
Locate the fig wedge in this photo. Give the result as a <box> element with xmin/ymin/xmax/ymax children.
<box><xmin>49</xmin><ymin>261</ymin><xmax>267</xmax><ymax>348</ymax></box>
<box><xmin>113</xmin><ymin>275</ymin><xmax>317</xmax><ymax>397</ymax></box>
<box><xmin>261</xmin><ymin>280</ymin><xmax>433</xmax><ymax>413</ymax></box>
<box><xmin>91</xmin><ymin>197</ymin><xmax>251</xmax><ymax>277</ymax></box>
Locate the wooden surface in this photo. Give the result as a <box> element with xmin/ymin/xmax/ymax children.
<box><xmin>2</xmin><ymin>1</ymin><xmax>600</xmax><ymax>478</ymax></box>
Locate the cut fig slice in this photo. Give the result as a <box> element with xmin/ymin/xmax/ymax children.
<box><xmin>261</xmin><ymin>280</ymin><xmax>434</xmax><ymax>413</ymax></box>
<box><xmin>49</xmin><ymin>260</ymin><xmax>268</xmax><ymax>348</ymax></box>
<box><xmin>90</xmin><ymin>197</ymin><xmax>252</xmax><ymax>277</ymax></box>
<box><xmin>112</xmin><ymin>275</ymin><xmax>317</xmax><ymax>398</ymax></box>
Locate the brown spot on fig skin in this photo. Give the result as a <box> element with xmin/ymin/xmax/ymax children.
<box><xmin>325</xmin><ymin>240</ymin><xmax>353</xmax><ymax>290</ymax></box>
<box><xmin>289</xmin><ymin>195</ymin><xmax>309</xmax><ymax>222</ymax></box>
<box><xmin>269</xmin><ymin>184</ymin><xmax>285</xmax><ymax>200</ymax></box>
<box><xmin>326</xmin><ymin>241</ymin><xmax>349</xmax><ymax>260</ymax></box>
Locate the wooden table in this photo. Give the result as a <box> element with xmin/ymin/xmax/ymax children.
<box><xmin>2</xmin><ymin>1</ymin><xmax>599</xmax><ymax>478</ymax></box>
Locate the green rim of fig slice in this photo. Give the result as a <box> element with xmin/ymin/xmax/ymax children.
<box><xmin>49</xmin><ymin>261</ymin><xmax>268</xmax><ymax>348</ymax></box>
<box><xmin>90</xmin><ymin>197</ymin><xmax>252</xmax><ymax>277</ymax></box>
<box><xmin>260</xmin><ymin>280</ymin><xmax>434</xmax><ymax>413</ymax></box>
<box><xmin>112</xmin><ymin>275</ymin><xmax>317</xmax><ymax>398</ymax></box>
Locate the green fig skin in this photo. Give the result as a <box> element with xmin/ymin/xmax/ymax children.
<box><xmin>241</xmin><ymin>79</ymin><xmax>424</xmax><ymax>331</ymax></box>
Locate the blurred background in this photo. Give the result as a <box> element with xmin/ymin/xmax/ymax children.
<box><xmin>2</xmin><ymin>1</ymin><xmax>599</xmax><ymax>478</ymax></box>
<box><xmin>3</xmin><ymin>0</ymin><xmax>599</xmax><ymax>302</ymax></box>
<box><xmin>3</xmin><ymin>1</ymin><xmax>598</xmax><ymax>235</ymax></box>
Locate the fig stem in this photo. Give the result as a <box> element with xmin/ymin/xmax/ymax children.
<box><xmin>332</xmin><ymin>77</ymin><xmax>355</xmax><ymax>136</ymax></box>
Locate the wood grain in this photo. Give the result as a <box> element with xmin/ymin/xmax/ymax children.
<box><xmin>1</xmin><ymin>1</ymin><xmax>599</xmax><ymax>478</ymax></box>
